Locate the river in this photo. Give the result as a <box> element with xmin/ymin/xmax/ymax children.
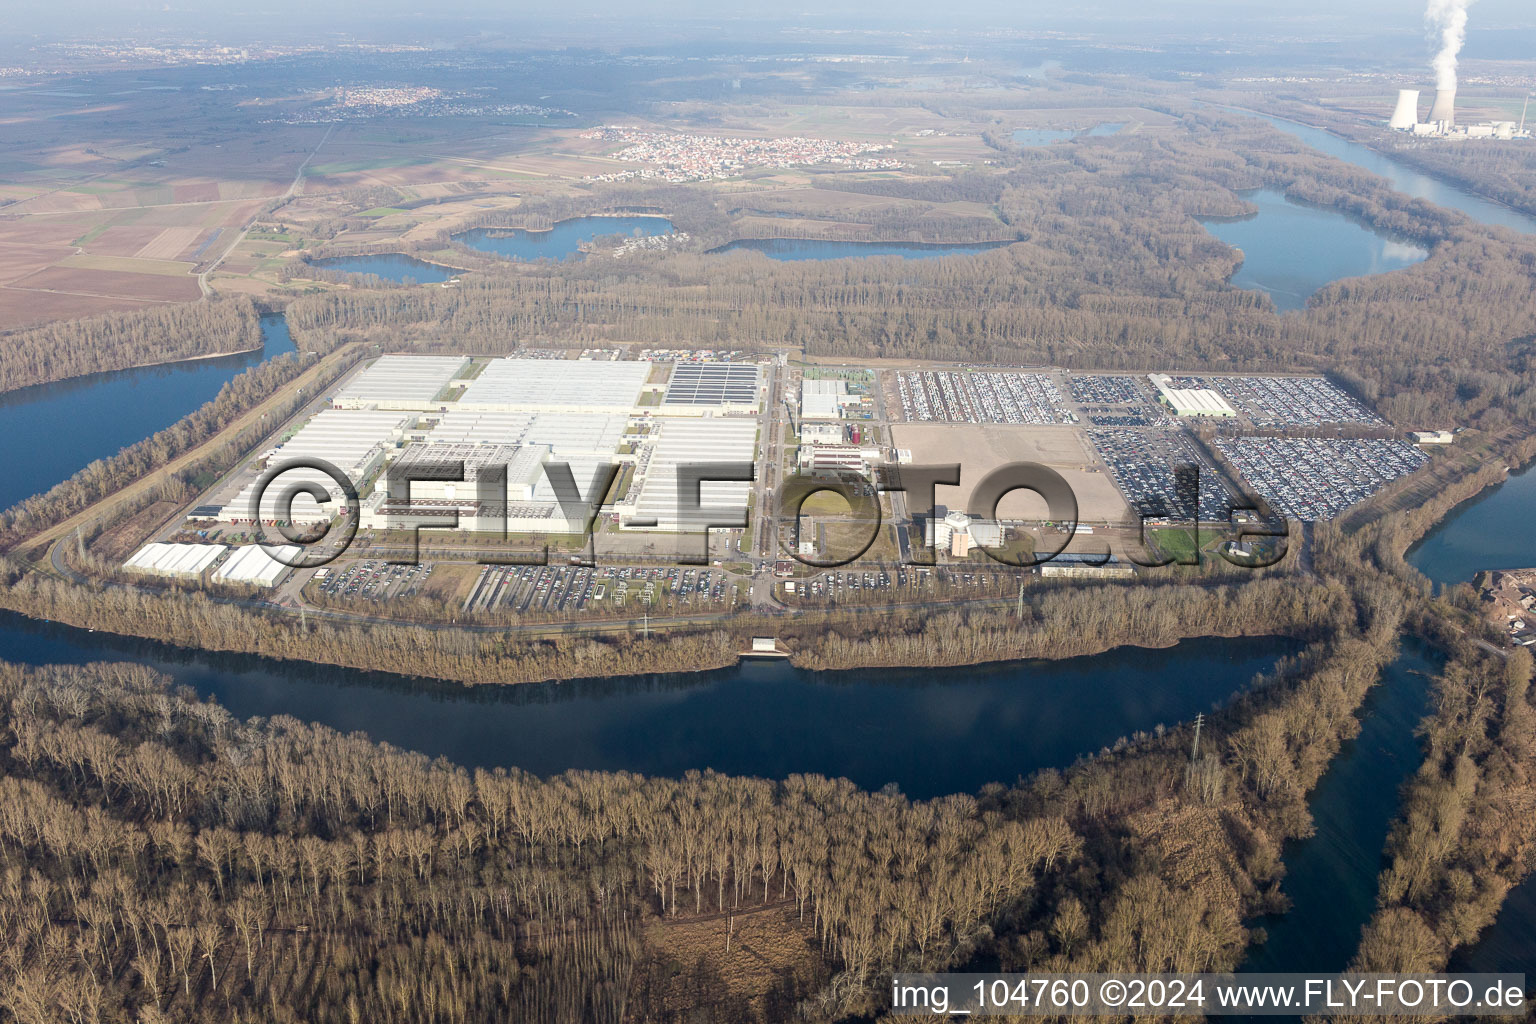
<box><xmin>1238</xmin><ymin>110</ymin><xmax>1536</xmax><ymax>236</ymax></box>
<box><xmin>1240</xmin><ymin>641</ymin><xmax>1439</xmax><ymax>973</ymax></box>
<box><xmin>0</xmin><ymin>313</ymin><xmax>295</xmax><ymax>514</ymax></box>
<box><xmin>0</xmin><ymin>610</ymin><xmax>1295</xmax><ymax>801</ymax></box>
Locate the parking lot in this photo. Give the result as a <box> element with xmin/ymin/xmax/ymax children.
<box><xmin>462</xmin><ymin>564</ymin><xmax>740</xmax><ymax>615</ymax></box>
<box><xmin>1211</xmin><ymin>437</ymin><xmax>1428</xmax><ymax>520</ymax></box>
<box><xmin>1088</xmin><ymin>428</ymin><xmax>1237</xmax><ymax>522</ymax></box>
<box><xmin>314</xmin><ymin>561</ymin><xmax>434</xmax><ymax>601</ymax></box>
<box><xmin>895</xmin><ymin>371</ymin><xmax>1073</xmax><ymax>424</ymax></box>
<box><xmin>1068</xmin><ymin>375</ymin><xmax>1146</xmax><ymax>405</ymax></box>
<box><xmin>787</xmin><ymin>566</ymin><xmax>1017</xmax><ymax>600</ymax></box>
<box><xmin>1167</xmin><ymin>375</ymin><xmax>1381</xmax><ymax>426</ymax></box>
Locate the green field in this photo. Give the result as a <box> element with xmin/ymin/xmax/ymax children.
<box><xmin>1147</xmin><ymin>527</ymin><xmax>1225</xmax><ymax>564</ymax></box>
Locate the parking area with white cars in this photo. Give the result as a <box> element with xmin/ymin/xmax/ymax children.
<box><xmin>894</xmin><ymin>371</ymin><xmax>1073</xmax><ymax>424</ymax></box>
<box><xmin>1210</xmin><ymin>438</ymin><xmax>1428</xmax><ymax>520</ymax></box>
<box><xmin>1169</xmin><ymin>375</ymin><xmax>1382</xmax><ymax>427</ymax></box>
<box><xmin>1088</xmin><ymin>428</ymin><xmax>1238</xmax><ymax>522</ymax></box>
<box><xmin>462</xmin><ymin>564</ymin><xmax>740</xmax><ymax>615</ymax></box>
<box><xmin>1068</xmin><ymin>375</ymin><xmax>1146</xmax><ymax>405</ymax></box>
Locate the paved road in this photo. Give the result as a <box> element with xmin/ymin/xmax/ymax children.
<box><xmin>198</xmin><ymin>124</ymin><xmax>332</xmax><ymax>298</ymax></box>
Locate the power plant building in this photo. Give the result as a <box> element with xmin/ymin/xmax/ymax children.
<box><xmin>1389</xmin><ymin>89</ymin><xmax>1420</xmax><ymax>130</ymax></box>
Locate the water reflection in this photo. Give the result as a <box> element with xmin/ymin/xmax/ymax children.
<box><xmin>0</xmin><ymin>610</ymin><xmax>1298</xmax><ymax>801</ymax></box>
<box><xmin>0</xmin><ymin>313</ymin><xmax>296</xmax><ymax>512</ymax></box>
<box><xmin>1199</xmin><ymin>189</ymin><xmax>1427</xmax><ymax>311</ymax></box>
<box><xmin>309</xmin><ymin>254</ymin><xmax>460</xmax><ymax>283</ymax></box>
<box><xmin>456</xmin><ymin>216</ymin><xmax>675</xmax><ymax>261</ymax></box>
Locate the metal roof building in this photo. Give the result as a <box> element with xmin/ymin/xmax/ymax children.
<box><xmin>801</xmin><ymin>378</ymin><xmax>846</xmax><ymax>420</ymax></box>
<box><xmin>663</xmin><ymin>362</ymin><xmax>761</xmax><ymax>408</ymax></box>
<box><xmin>622</xmin><ymin>418</ymin><xmax>758</xmax><ymax>531</ymax></box>
<box><xmin>123</xmin><ymin>542</ymin><xmax>227</xmax><ymax>578</ymax></box>
<box><xmin>220</xmin><ymin>409</ymin><xmax>410</xmax><ymax>524</ymax></box>
<box><xmin>410</xmin><ymin>409</ymin><xmax>630</xmax><ymax>459</ymax></box>
<box><xmin>457</xmin><ymin>359</ymin><xmax>649</xmax><ymax>412</ymax></box>
<box><xmin>1148</xmin><ymin>375</ymin><xmax>1237</xmax><ymax>418</ymax></box>
<box><xmin>212</xmin><ymin>545</ymin><xmax>300</xmax><ymax>588</ymax></box>
<box><xmin>332</xmin><ymin>356</ymin><xmax>469</xmax><ymax>410</ymax></box>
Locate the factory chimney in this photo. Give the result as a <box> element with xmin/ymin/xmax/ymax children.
<box><xmin>1429</xmin><ymin>87</ymin><xmax>1456</xmax><ymax>125</ymax></box>
<box><xmin>1389</xmin><ymin>89</ymin><xmax>1421</xmax><ymax>129</ymax></box>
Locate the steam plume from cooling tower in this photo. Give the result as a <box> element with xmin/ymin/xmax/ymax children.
<box><xmin>1425</xmin><ymin>0</ymin><xmax>1471</xmax><ymax>94</ymax></box>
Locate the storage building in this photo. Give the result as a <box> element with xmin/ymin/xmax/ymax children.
<box><xmin>1148</xmin><ymin>375</ymin><xmax>1237</xmax><ymax>418</ymax></box>
<box><xmin>457</xmin><ymin>359</ymin><xmax>648</xmax><ymax>413</ymax></box>
<box><xmin>622</xmin><ymin>418</ymin><xmax>758</xmax><ymax>531</ymax></box>
<box><xmin>212</xmin><ymin>545</ymin><xmax>301</xmax><ymax>588</ymax></box>
<box><xmin>801</xmin><ymin>379</ymin><xmax>846</xmax><ymax>420</ymax></box>
<box><xmin>123</xmin><ymin>543</ymin><xmax>227</xmax><ymax>579</ymax></box>
<box><xmin>332</xmin><ymin>356</ymin><xmax>469</xmax><ymax>410</ymax></box>
<box><xmin>663</xmin><ymin>362</ymin><xmax>761</xmax><ymax>408</ymax></box>
<box><xmin>220</xmin><ymin>409</ymin><xmax>409</xmax><ymax>524</ymax></box>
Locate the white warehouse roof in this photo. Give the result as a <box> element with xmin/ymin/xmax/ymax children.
<box><xmin>221</xmin><ymin>409</ymin><xmax>410</xmax><ymax>524</ymax></box>
<box><xmin>332</xmin><ymin>356</ymin><xmax>469</xmax><ymax>410</ymax></box>
<box><xmin>414</xmin><ymin>410</ymin><xmax>630</xmax><ymax>459</ymax></box>
<box><xmin>123</xmin><ymin>542</ymin><xmax>227</xmax><ymax>578</ymax></box>
<box><xmin>212</xmin><ymin>545</ymin><xmax>300</xmax><ymax>587</ymax></box>
<box><xmin>625</xmin><ymin>418</ymin><xmax>758</xmax><ymax>531</ymax></box>
<box><xmin>458</xmin><ymin>359</ymin><xmax>649</xmax><ymax>412</ymax></box>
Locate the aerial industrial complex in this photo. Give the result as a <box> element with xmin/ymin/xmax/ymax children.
<box><xmin>121</xmin><ymin>351</ymin><xmax>1443</xmax><ymax>612</ymax></box>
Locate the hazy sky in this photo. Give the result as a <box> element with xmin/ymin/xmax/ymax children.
<box><xmin>7</xmin><ymin>0</ymin><xmax>1534</xmax><ymax>45</ymax></box>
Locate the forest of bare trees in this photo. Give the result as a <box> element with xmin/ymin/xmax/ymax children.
<box><xmin>0</xmin><ymin>299</ymin><xmax>260</xmax><ymax>395</ymax></box>
<box><xmin>275</xmin><ymin>113</ymin><xmax>1536</xmax><ymax>434</ymax></box>
<box><xmin>0</xmin><ymin>563</ymin><xmax>1408</xmax><ymax>1022</ymax></box>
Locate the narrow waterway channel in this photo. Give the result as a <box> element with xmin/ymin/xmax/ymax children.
<box><xmin>1240</xmin><ymin>641</ymin><xmax>1439</xmax><ymax>973</ymax></box>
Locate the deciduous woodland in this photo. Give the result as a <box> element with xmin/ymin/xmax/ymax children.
<box><xmin>0</xmin><ymin>576</ymin><xmax>1400</xmax><ymax>1021</ymax></box>
<box><xmin>282</xmin><ymin>112</ymin><xmax>1536</xmax><ymax>431</ymax></box>
<box><xmin>0</xmin><ymin>299</ymin><xmax>260</xmax><ymax>395</ymax></box>
<box><xmin>1</xmin><ymin>84</ymin><xmax>1535</xmax><ymax>1021</ymax></box>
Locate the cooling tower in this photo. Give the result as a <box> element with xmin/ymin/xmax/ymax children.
<box><xmin>1429</xmin><ymin>87</ymin><xmax>1456</xmax><ymax>125</ymax></box>
<box><xmin>1389</xmin><ymin>89</ymin><xmax>1420</xmax><ymax>129</ymax></box>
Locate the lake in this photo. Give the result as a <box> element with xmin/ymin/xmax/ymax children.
<box><xmin>456</xmin><ymin>215</ymin><xmax>675</xmax><ymax>261</ymax></box>
<box><xmin>0</xmin><ymin>312</ymin><xmax>295</xmax><ymax>514</ymax></box>
<box><xmin>1239</xmin><ymin>110</ymin><xmax>1536</xmax><ymax>236</ymax></box>
<box><xmin>711</xmin><ymin>238</ymin><xmax>1013</xmax><ymax>261</ymax></box>
<box><xmin>1199</xmin><ymin>189</ymin><xmax>1427</xmax><ymax>311</ymax></box>
<box><xmin>1406</xmin><ymin>460</ymin><xmax>1536</xmax><ymax>587</ymax></box>
<box><xmin>0</xmin><ymin>610</ymin><xmax>1298</xmax><ymax>801</ymax></box>
<box><xmin>309</xmin><ymin>253</ymin><xmax>460</xmax><ymax>283</ymax></box>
